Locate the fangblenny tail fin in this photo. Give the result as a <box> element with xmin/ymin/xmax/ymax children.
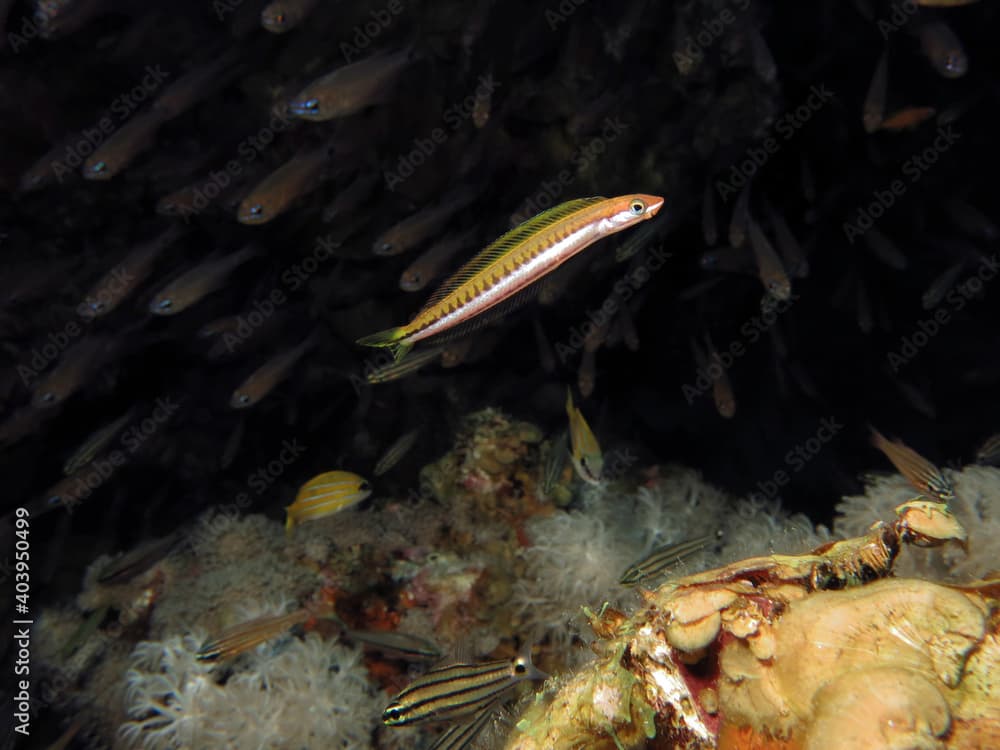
<box><xmin>356</xmin><ymin>327</ymin><xmax>413</xmax><ymax>362</ymax></box>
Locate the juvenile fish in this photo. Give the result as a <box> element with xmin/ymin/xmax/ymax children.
<box><xmin>620</xmin><ymin>532</ymin><xmax>721</xmax><ymax>586</ymax></box>
<box><xmin>615</xmin><ymin>212</ymin><xmax>668</xmax><ymax>263</ymax></box>
<box><xmin>577</xmin><ymin>348</ymin><xmax>596</xmax><ymax>398</ymax></box>
<box><xmin>230</xmin><ymin>332</ymin><xmax>318</xmax><ymax>408</ymax></box>
<box><xmin>400</xmin><ymin>228</ymin><xmax>478</xmax><ymax>292</ymax></box>
<box><xmin>540</xmin><ymin>431</ymin><xmax>568</xmax><ymax>496</ymax></box>
<box><xmin>975</xmin><ymin>433</ymin><xmax>1000</xmax><ymax>466</ymax></box>
<box><xmin>322</xmin><ymin>171</ymin><xmax>379</xmax><ymax>223</ymax></box>
<box><xmin>344</xmin><ymin>627</ymin><xmax>441</xmax><ymax>662</ymax></box>
<box><xmin>238</xmin><ymin>146</ymin><xmax>329</xmax><ymax>225</ymax></box>
<box><xmin>358</xmin><ymin>195</ymin><xmax>664</xmax><ymax>361</ymax></box>
<box><xmin>287</xmin><ymin>47</ymin><xmax>415</xmax><ymax>121</ymax></box>
<box><xmin>944</xmin><ymin>198</ymin><xmax>998</xmax><ymax>241</ymax></box>
<box><xmin>863</xmin><ymin>227</ymin><xmax>908</xmax><ymax>270</ymax></box>
<box><xmin>762</xmin><ymin>200</ymin><xmax>808</xmax><ymax>278</ymax></box>
<box><xmin>879</xmin><ymin>106</ymin><xmax>936</xmax><ymax>131</ymax></box>
<box><xmin>152</xmin><ymin>51</ymin><xmax>242</xmax><ymax>118</ymax></box>
<box><xmin>382</xmin><ymin>648</ymin><xmax>546</xmax><ymax>726</ymax></box>
<box><xmin>80</xmin><ymin>224</ymin><xmax>186</xmax><ymax>317</ymax></box>
<box><xmin>918</xmin><ymin>20</ymin><xmax>968</xmax><ymax>79</ymax></box>
<box><xmin>748</xmin><ymin>216</ymin><xmax>792</xmax><ymax>300</ymax></box>
<box><xmin>261</xmin><ymin>0</ymin><xmax>319</xmax><ymax>33</ymax></box>
<box><xmin>374</xmin><ymin>428</ymin><xmax>420</xmax><ymax>476</ymax></box>
<box><xmin>364</xmin><ymin>346</ymin><xmax>443</xmax><ymax>384</ymax></box>
<box><xmin>63</xmin><ymin>410</ymin><xmax>132</xmax><ymax>474</ymax></box>
<box><xmin>565</xmin><ymin>388</ymin><xmax>602</xmax><ymax>484</ymax></box>
<box><xmin>82</xmin><ymin>109</ymin><xmax>168</xmax><ymax>180</ymax></box>
<box><xmin>704</xmin><ymin>336</ymin><xmax>736</xmax><ymax>419</ymax></box>
<box><xmin>922</xmin><ymin>260</ymin><xmax>966</xmax><ymax>309</ymax></box>
<box><xmin>197</xmin><ymin>609</ymin><xmax>311</xmax><ymax>661</ymax></box>
<box><xmin>863</xmin><ymin>50</ymin><xmax>888</xmax><ymax>134</ymax></box>
<box><xmin>32</xmin><ymin>336</ymin><xmax>113</xmax><ymax>408</ymax></box>
<box><xmin>729</xmin><ymin>183</ymin><xmax>751</xmax><ymax>247</ymax></box>
<box><xmin>870</xmin><ymin>427</ymin><xmax>955</xmax><ymax>503</ymax></box>
<box><xmin>374</xmin><ymin>191</ymin><xmax>478</xmax><ymax>257</ymax></box>
<box><xmin>149</xmin><ymin>245</ymin><xmax>258</xmax><ymax>315</ymax></box>
<box><xmin>285</xmin><ymin>470</ymin><xmax>372</xmax><ymax>534</ymax></box>
<box><xmin>98</xmin><ymin>531</ymin><xmax>183</xmax><ymax>584</ymax></box>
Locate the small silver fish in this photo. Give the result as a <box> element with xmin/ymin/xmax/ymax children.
<box><xmin>63</xmin><ymin>410</ymin><xmax>132</xmax><ymax>474</ymax></box>
<box><xmin>344</xmin><ymin>627</ymin><xmax>441</xmax><ymax>662</ymax></box>
<box><xmin>365</xmin><ymin>346</ymin><xmax>444</xmax><ymax>384</ymax></box>
<box><xmin>149</xmin><ymin>245</ymin><xmax>258</xmax><ymax>315</ymax></box>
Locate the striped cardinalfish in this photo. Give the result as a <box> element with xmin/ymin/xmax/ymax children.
<box><xmin>382</xmin><ymin>648</ymin><xmax>546</xmax><ymax>726</ymax></box>
<box><xmin>285</xmin><ymin>470</ymin><xmax>372</xmax><ymax>534</ymax></box>
<box><xmin>343</xmin><ymin>627</ymin><xmax>442</xmax><ymax>662</ymax></box>
<box><xmin>620</xmin><ymin>532</ymin><xmax>721</xmax><ymax>586</ymax></box>
<box><xmin>357</xmin><ymin>194</ymin><xmax>664</xmax><ymax>362</ymax></box>
<box><xmin>566</xmin><ymin>388</ymin><xmax>602</xmax><ymax>485</ymax></box>
<box><xmin>374</xmin><ymin>428</ymin><xmax>421</xmax><ymax>476</ymax></box>
<box><xmin>196</xmin><ymin>608</ymin><xmax>310</xmax><ymax>661</ymax></box>
<box><xmin>870</xmin><ymin>427</ymin><xmax>955</xmax><ymax>503</ymax></box>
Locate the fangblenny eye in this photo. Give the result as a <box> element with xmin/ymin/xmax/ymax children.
<box><xmin>630</xmin><ymin>199</ymin><xmax>646</xmax><ymax>215</ymax></box>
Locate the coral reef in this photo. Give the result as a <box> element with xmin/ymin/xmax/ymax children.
<box><xmin>836</xmin><ymin>464</ymin><xmax>1000</xmax><ymax>581</ymax></box>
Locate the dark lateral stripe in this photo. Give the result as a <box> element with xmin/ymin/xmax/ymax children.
<box><xmin>621</xmin><ymin>534</ymin><xmax>717</xmax><ymax>585</ymax></box>
<box><xmin>392</xmin><ymin>666</ymin><xmax>519</xmax><ymax>724</ymax></box>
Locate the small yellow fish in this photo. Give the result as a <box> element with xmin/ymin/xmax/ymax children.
<box><xmin>748</xmin><ymin>215</ymin><xmax>791</xmax><ymax>301</ymax></box>
<box><xmin>287</xmin><ymin>48</ymin><xmax>415</xmax><ymax>121</ymax></box>
<box><xmin>577</xmin><ymin>349</ymin><xmax>596</xmax><ymax>398</ymax></box>
<box><xmin>237</xmin><ymin>146</ymin><xmax>328</xmax><ymax>225</ymax></box>
<box><xmin>82</xmin><ymin>109</ymin><xmax>168</xmax><ymax>181</ymax></box>
<box><xmin>285</xmin><ymin>470</ymin><xmax>372</xmax><ymax>534</ymax></box>
<box><xmin>565</xmin><ymin>388</ymin><xmax>602</xmax><ymax>484</ymax></box>
<box><xmin>149</xmin><ymin>245</ymin><xmax>257</xmax><ymax>314</ymax></box>
<box><xmin>261</xmin><ymin>0</ymin><xmax>319</xmax><ymax>33</ymax></box>
<box><xmin>879</xmin><ymin>106</ymin><xmax>937</xmax><ymax>131</ymax></box>
<box><xmin>358</xmin><ymin>194</ymin><xmax>664</xmax><ymax>361</ymax></box>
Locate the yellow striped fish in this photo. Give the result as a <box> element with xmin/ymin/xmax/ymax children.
<box><xmin>285</xmin><ymin>470</ymin><xmax>372</xmax><ymax>534</ymax></box>
<box><xmin>382</xmin><ymin>648</ymin><xmax>546</xmax><ymax>727</ymax></box>
<box><xmin>870</xmin><ymin>427</ymin><xmax>955</xmax><ymax>503</ymax></box>
<box><xmin>357</xmin><ymin>194</ymin><xmax>664</xmax><ymax>361</ymax></box>
<box><xmin>566</xmin><ymin>388</ymin><xmax>602</xmax><ymax>485</ymax></box>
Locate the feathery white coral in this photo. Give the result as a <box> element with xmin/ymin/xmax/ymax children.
<box><xmin>836</xmin><ymin>464</ymin><xmax>1000</xmax><ymax>581</ymax></box>
<box><xmin>119</xmin><ymin>633</ymin><xmax>379</xmax><ymax>750</ymax></box>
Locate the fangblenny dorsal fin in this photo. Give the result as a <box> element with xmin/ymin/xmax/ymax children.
<box><xmin>417</xmin><ymin>196</ymin><xmax>606</xmax><ymax>312</ymax></box>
